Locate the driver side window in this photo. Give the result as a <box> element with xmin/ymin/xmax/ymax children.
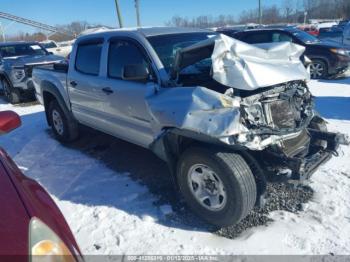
<box><xmin>108</xmin><ymin>40</ymin><xmax>148</xmax><ymax>79</ymax></box>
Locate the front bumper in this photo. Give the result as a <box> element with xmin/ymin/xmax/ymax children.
<box><xmin>329</xmin><ymin>54</ymin><xmax>350</xmax><ymax>75</ymax></box>
<box><xmin>13</xmin><ymin>78</ymin><xmax>35</xmax><ymax>91</ymax></box>
<box><xmin>262</xmin><ymin>129</ymin><xmax>348</xmax><ymax>182</ymax></box>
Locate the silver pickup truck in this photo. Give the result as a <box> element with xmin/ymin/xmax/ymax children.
<box><xmin>32</xmin><ymin>27</ymin><xmax>348</xmax><ymax>227</ymax></box>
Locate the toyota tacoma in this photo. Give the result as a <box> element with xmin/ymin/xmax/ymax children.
<box><xmin>32</xmin><ymin>27</ymin><xmax>348</xmax><ymax>227</ymax></box>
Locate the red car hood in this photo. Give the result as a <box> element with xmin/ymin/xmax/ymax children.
<box><xmin>0</xmin><ymin>160</ymin><xmax>29</xmax><ymax>255</ymax></box>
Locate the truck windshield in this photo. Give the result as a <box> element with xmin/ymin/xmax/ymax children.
<box><xmin>0</xmin><ymin>44</ymin><xmax>48</xmax><ymax>58</ymax></box>
<box><xmin>147</xmin><ymin>32</ymin><xmax>217</xmax><ymax>72</ymax></box>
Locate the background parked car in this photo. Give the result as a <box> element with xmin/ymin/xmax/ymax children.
<box><xmin>0</xmin><ymin>42</ymin><xmax>63</xmax><ymax>104</ymax></box>
<box><xmin>0</xmin><ymin>110</ymin><xmax>82</xmax><ymax>261</ymax></box>
<box><xmin>343</xmin><ymin>22</ymin><xmax>350</xmax><ymax>47</ymax></box>
<box><xmin>318</xmin><ymin>27</ymin><xmax>343</xmax><ymax>43</ymax></box>
<box><xmin>41</xmin><ymin>40</ymin><xmax>73</xmax><ymax>58</ymax></box>
<box><xmin>299</xmin><ymin>25</ymin><xmax>319</xmax><ymax>36</ymax></box>
<box><xmin>228</xmin><ymin>28</ymin><xmax>350</xmax><ymax>79</ymax></box>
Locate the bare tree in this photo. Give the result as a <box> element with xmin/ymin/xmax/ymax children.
<box><xmin>166</xmin><ymin>15</ymin><xmax>236</xmax><ymax>28</ymax></box>
<box><xmin>283</xmin><ymin>0</ymin><xmax>295</xmax><ymax>22</ymax></box>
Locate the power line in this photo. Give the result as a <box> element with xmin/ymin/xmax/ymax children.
<box><xmin>0</xmin><ymin>11</ymin><xmax>73</xmax><ymax>36</ymax></box>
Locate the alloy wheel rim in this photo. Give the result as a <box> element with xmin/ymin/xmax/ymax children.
<box><xmin>187</xmin><ymin>164</ymin><xmax>227</xmax><ymax>211</ymax></box>
<box><xmin>310</xmin><ymin>62</ymin><xmax>324</xmax><ymax>78</ymax></box>
<box><xmin>52</xmin><ymin>110</ymin><xmax>64</xmax><ymax>135</ymax></box>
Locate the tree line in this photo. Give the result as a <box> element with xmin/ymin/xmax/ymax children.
<box><xmin>5</xmin><ymin>21</ymin><xmax>106</xmax><ymax>42</ymax></box>
<box><xmin>166</xmin><ymin>0</ymin><xmax>350</xmax><ymax>28</ymax></box>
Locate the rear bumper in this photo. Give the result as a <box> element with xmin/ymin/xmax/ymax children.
<box><xmin>263</xmin><ymin>129</ymin><xmax>348</xmax><ymax>182</ymax></box>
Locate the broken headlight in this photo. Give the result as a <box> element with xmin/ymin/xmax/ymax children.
<box><xmin>243</xmin><ymin>103</ymin><xmax>265</xmax><ymax>127</ymax></box>
<box><xmin>11</xmin><ymin>68</ymin><xmax>26</xmax><ymax>82</ymax></box>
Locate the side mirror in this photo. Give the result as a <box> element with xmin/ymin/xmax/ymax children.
<box><xmin>0</xmin><ymin>111</ymin><xmax>21</xmax><ymax>134</ymax></box>
<box><xmin>53</xmin><ymin>62</ymin><xmax>69</xmax><ymax>73</ymax></box>
<box><xmin>122</xmin><ymin>64</ymin><xmax>150</xmax><ymax>82</ymax></box>
<box><xmin>48</xmin><ymin>52</ymin><xmax>54</xmax><ymax>55</ymax></box>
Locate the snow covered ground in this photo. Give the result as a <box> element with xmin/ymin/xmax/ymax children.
<box><xmin>0</xmin><ymin>77</ymin><xmax>350</xmax><ymax>255</ymax></box>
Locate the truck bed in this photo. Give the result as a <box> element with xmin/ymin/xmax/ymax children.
<box><xmin>32</xmin><ymin>62</ymin><xmax>69</xmax><ymax>107</ymax></box>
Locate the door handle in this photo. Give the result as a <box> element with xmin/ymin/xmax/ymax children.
<box><xmin>102</xmin><ymin>87</ymin><xmax>114</xmax><ymax>95</ymax></box>
<box><xmin>70</xmin><ymin>81</ymin><xmax>78</xmax><ymax>87</ymax></box>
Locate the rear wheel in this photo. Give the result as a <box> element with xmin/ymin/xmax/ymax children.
<box><xmin>1</xmin><ymin>79</ymin><xmax>21</xmax><ymax>104</ymax></box>
<box><xmin>48</xmin><ymin>100</ymin><xmax>79</xmax><ymax>143</ymax></box>
<box><xmin>177</xmin><ymin>147</ymin><xmax>257</xmax><ymax>227</ymax></box>
<box><xmin>310</xmin><ymin>59</ymin><xmax>328</xmax><ymax>79</ymax></box>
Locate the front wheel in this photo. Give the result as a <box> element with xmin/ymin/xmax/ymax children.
<box><xmin>1</xmin><ymin>79</ymin><xmax>21</xmax><ymax>104</ymax></box>
<box><xmin>309</xmin><ymin>59</ymin><xmax>328</xmax><ymax>79</ymax></box>
<box><xmin>177</xmin><ymin>147</ymin><xmax>257</xmax><ymax>227</ymax></box>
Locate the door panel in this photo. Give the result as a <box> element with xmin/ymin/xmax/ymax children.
<box><xmin>68</xmin><ymin>73</ymin><xmax>108</xmax><ymax>128</ymax></box>
<box><xmin>100</xmin><ymin>78</ymin><xmax>156</xmax><ymax>147</ymax></box>
<box><xmin>68</xmin><ymin>40</ymin><xmax>107</xmax><ymax>130</ymax></box>
<box><xmin>100</xmin><ymin>39</ymin><xmax>156</xmax><ymax>148</ymax></box>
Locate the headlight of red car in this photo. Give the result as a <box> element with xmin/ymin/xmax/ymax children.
<box><xmin>29</xmin><ymin>217</ymin><xmax>76</xmax><ymax>262</ymax></box>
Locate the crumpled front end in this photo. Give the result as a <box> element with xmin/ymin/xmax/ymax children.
<box><xmin>146</xmin><ymin>86</ymin><xmax>244</xmax><ymax>139</ymax></box>
<box><xmin>147</xmin><ymin>34</ymin><xmax>348</xmax><ymax>181</ymax></box>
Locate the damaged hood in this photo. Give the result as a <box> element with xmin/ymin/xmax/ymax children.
<box><xmin>172</xmin><ymin>34</ymin><xmax>309</xmax><ymax>90</ymax></box>
<box><xmin>146</xmin><ymin>86</ymin><xmax>244</xmax><ymax>138</ymax></box>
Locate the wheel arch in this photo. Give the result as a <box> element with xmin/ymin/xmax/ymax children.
<box><xmin>41</xmin><ymin>81</ymin><xmax>73</xmax><ymax>126</ymax></box>
<box><xmin>309</xmin><ymin>56</ymin><xmax>330</xmax><ymax>74</ymax></box>
<box><xmin>150</xmin><ymin>128</ymin><xmax>267</xmax><ymax>204</ymax></box>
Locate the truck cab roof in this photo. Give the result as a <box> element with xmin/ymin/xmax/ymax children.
<box><xmin>76</xmin><ymin>26</ymin><xmax>213</xmax><ymax>40</ymax></box>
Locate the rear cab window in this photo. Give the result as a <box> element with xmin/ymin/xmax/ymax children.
<box><xmin>75</xmin><ymin>39</ymin><xmax>103</xmax><ymax>75</ymax></box>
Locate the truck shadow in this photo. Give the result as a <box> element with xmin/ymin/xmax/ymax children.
<box><xmin>62</xmin><ymin>125</ymin><xmax>214</xmax><ymax>230</ymax></box>
<box><xmin>1</xmin><ymin>109</ymin><xmax>213</xmax><ymax>232</ymax></box>
<box><xmin>2</xmin><ymin>96</ymin><xmax>347</xmax><ymax>236</ymax></box>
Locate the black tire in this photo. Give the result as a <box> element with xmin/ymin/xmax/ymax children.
<box><xmin>48</xmin><ymin>100</ymin><xmax>79</xmax><ymax>143</ymax></box>
<box><xmin>309</xmin><ymin>59</ymin><xmax>328</xmax><ymax>79</ymax></box>
<box><xmin>177</xmin><ymin>147</ymin><xmax>257</xmax><ymax>227</ymax></box>
<box><xmin>1</xmin><ymin>79</ymin><xmax>21</xmax><ymax>104</ymax></box>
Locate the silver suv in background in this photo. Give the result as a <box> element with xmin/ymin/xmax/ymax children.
<box><xmin>32</xmin><ymin>27</ymin><xmax>348</xmax><ymax>227</ymax></box>
<box><xmin>0</xmin><ymin>42</ymin><xmax>63</xmax><ymax>103</ymax></box>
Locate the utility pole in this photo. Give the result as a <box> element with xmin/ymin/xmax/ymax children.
<box><xmin>303</xmin><ymin>11</ymin><xmax>308</xmax><ymax>26</ymax></box>
<box><xmin>135</xmin><ymin>0</ymin><xmax>141</xmax><ymax>27</ymax></box>
<box><xmin>258</xmin><ymin>0</ymin><xmax>262</xmax><ymax>26</ymax></box>
<box><xmin>114</xmin><ymin>0</ymin><xmax>123</xmax><ymax>28</ymax></box>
